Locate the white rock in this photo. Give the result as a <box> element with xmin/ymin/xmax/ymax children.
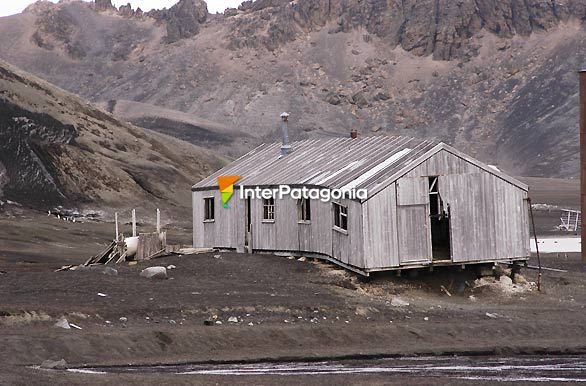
<box><xmin>391</xmin><ymin>297</ymin><xmax>410</xmax><ymax>307</ymax></box>
<box><xmin>228</xmin><ymin>316</ymin><xmax>238</xmax><ymax>323</ymax></box>
<box><xmin>167</xmin><ymin>265</ymin><xmax>176</xmax><ymax>270</ymax></box>
<box><xmin>485</xmin><ymin>312</ymin><xmax>498</xmax><ymax>319</ymax></box>
<box><xmin>140</xmin><ymin>266</ymin><xmax>167</xmax><ymax>280</ymax></box>
<box><xmin>513</xmin><ymin>274</ymin><xmax>528</xmax><ymax>285</ymax></box>
<box><xmin>499</xmin><ymin>275</ymin><xmax>513</xmax><ymax>286</ymax></box>
<box><xmin>248</xmin><ymin>322</ymin><xmax>254</xmax><ymax>326</ymax></box>
<box><xmin>40</xmin><ymin>359</ymin><xmax>68</xmax><ymax>370</ymax></box>
<box><xmin>298</xmin><ymin>256</ymin><xmax>307</xmax><ymax>262</ymax></box>
<box><xmin>54</xmin><ymin>317</ymin><xmax>71</xmax><ymax>329</ymax></box>
<box><xmin>97</xmin><ymin>293</ymin><xmax>107</xmax><ymax>297</ymax></box>
<box><xmin>119</xmin><ymin>317</ymin><xmax>128</xmax><ymax>322</ymax></box>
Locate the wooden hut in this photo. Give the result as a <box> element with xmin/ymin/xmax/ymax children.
<box><xmin>192</xmin><ymin>136</ymin><xmax>530</xmax><ymax>275</ymax></box>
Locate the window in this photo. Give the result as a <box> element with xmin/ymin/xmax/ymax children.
<box><xmin>428</xmin><ymin>176</ymin><xmax>445</xmax><ymax>218</ymax></box>
<box><xmin>298</xmin><ymin>198</ymin><xmax>311</xmax><ymax>222</ymax></box>
<box><xmin>263</xmin><ymin>197</ymin><xmax>275</xmax><ymax>221</ymax></box>
<box><xmin>204</xmin><ymin>197</ymin><xmax>214</xmax><ymax>221</ymax></box>
<box><xmin>333</xmin><ymin>202</ymin><xmax>348</xmax><ymax>231</ymax></box>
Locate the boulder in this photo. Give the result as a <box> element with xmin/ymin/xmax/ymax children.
<box><xmin>352</xmin><ymin>91</ymin><xmax>369</xmax><ymax>108</ymax></box>
<box><xmin>40</xmin><ymin>359</ymin><xmax>68</xmax><ymax>370</ymax></box>
<box><xmin>325</xmin><ymin>91</ymin><xmax>342</xmax><ymax>105</ymax></box>
<box><xmin>160</xmin><ymin>0</ymin><xmax>208</xmax><ymax>43</ymax></box>
<box><xmin>499</xmin><ymin>275</ymin><xmax>513</xmax><ymax>286</ymax></box>
<box><xmin>513</xmin><ymin>273</ymin><xmax>528</xmax><ymax>285</ymax></box>
<box><xmin>140</xmin><ymin>266</ymin><xmax>167</xmax><ymax>279</ymax></box>
<box><xmin>390</xmin><ymin>296</ymin><xmax>409</xmax><ymax>307</ymax></box>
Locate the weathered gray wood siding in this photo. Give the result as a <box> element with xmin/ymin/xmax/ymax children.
<box><xmin>194</xmin><ymin>191</ymin><xmax>365</xmax><ymax>267</ymax></box>
<box><xmin>250</xmin><ymin>196</ymin><xmax>363</xmax><ymax>266</ymax></box>
<box><xmin>192</xmin><ymin>190</ymin><xmax>242</xmax><ymax>249</ymax></box>
<box><xmin>396</xmin><ymin>177</ymin><xmax>432</xmax><ymax>264</ymax></box>
<box><xmin>193</xmin><ymin>148</ymin><xmax>529</xmax><ymax>270</ymax></box>
<box><xmin>362</xmin><ymin>183</ymin><xmax>400</xmax><ymax>268</ymax></box>
<box><xmin>401</xmin><ymin>149</ymin><xmax>530</xmax><ymax>263</ymax></box>
<box><xmin>331</xmin><ymin>199</ymin><xmax>364</xmax><ymax>267</ymax></box>
<box><xmin>361</xmin><ymin>149</ymin><xmax>530</xmax><ymax>269</ymax></box>
<box><xmin>298</xmin><ymin>199</ymin><xmax>332</xmax><ymax>256</ymax></box>
<box><xmin>362</xmin><ymin>179</ymin><xmax>433</xmax><ymax>270</ymax></box>
<box><xmin>251</xmin><ymin>195</ymin><xmax>298</xmax><ymax>251</ymax></box>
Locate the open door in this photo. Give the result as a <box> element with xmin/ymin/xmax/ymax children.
<box><xmin>396</xmin><ymin>177</ymin><xmax>432</xmax><ymax>264</ymax></box>
<box><xmin>428</xmin><ymin>176</ymin><xmax>452</xmax><ymax>261</ymax></box>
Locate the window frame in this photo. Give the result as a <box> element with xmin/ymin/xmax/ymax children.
<box><xmin>297</xmin><ymin>198</ymin><xmax>311</xmax><ymax>223</ymax></box>
<box><xmin>332</xmin><ymin>201</ymin><xmax>348</xmax><ymax>234</ymax></box>
<box><xmin>262</xmin><ymin>196</ymin><xmax>275</xmax><ymax>223</ymax></box>
<box><xmin>203</xmin><ymin>196</ymin><xmax>215</xmax><ymax>222</ymax></box>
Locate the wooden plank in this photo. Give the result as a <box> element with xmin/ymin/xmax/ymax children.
<box><xmin>397</xmin><ymin>204</ymin><xmax>431</xmax><ymax>263</ymax></box>
<box><xmin>84</xmin><ymin>241</ymin><xmax>115</xmax><ymax>265</ymax></box>
<box><xmin>396</xmin><ymin>177</ymin><xmax>427</xmax><ymax>205</ymax></box>
<box><xmin>362</xmin><ymin>183</ymin><xmax>399</xmax><ymax>269</ymax></box>
<box><xmin>136</xmin><ymin>232</ymin><xmax>163</xmax><ymax>261</ymax></box>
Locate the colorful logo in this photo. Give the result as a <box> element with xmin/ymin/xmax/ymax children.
<box><xmin>218</xmin><ymin>176</ymin><xmax>241</xmax><ymax>208</ymax></box>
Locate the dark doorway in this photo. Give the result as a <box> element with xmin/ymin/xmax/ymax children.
<box><xmin>428</xmin><ymin>177</ymin><xmax>451</xmax><ymax>261</ymax></box>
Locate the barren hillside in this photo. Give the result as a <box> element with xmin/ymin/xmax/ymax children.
<box><xmin>0</xmin><ymin>0</ymin><xmax>584</xmax><ymax>177</ymax></box>
<box><xmin>0</xmin><ymin>60</ymin><xmax>225</xmax><ymax>211</ymax></box>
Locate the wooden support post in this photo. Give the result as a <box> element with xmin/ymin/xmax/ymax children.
<box><xmin>528</xmin><ymin>197</ymin><xmax>542</xmax><ymax>292</ymax></box>
<box><xmin>132</xmin><ymin>209</ymin><xmax>137</xmax><ymax>237</ymax></box>
<box><xmin>115</xmin><ymin>212</ymin><xmax>119</xmax><ymax>240</ymax></box>
<box><xmin>157</xmin><ymin>208</ymin><xmax>161</xmax><ymax>234</ymax></box>
<box><xmin>579</xmin><ymin>70</ymin><xmax>586</xmax><ymax>263</ymax></box>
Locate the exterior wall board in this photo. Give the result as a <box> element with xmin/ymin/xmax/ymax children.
<box><xmin>362</xmin><ymin>183</ymin><xmax>399</xmax><ymax>269</ymax></box>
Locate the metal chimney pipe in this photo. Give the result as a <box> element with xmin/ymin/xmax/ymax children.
<box><xmin>280</xmin><ymin>112</ymin><xmax>291</xmax><ymax>156</ymax></box>
<box><xmin>579</xmin><ymin>69</ymin><xmax>586</xmax><ymax>263</ymax></box>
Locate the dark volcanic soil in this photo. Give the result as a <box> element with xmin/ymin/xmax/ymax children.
<box><xmin>0</xmin><ymin>174</ymin><xmax>584</xmax><ymax>385</ymax></box>
<box><xmin>1</xmin><ymin>207</ymin><xmax>586</xmax><ymax>385</ymax></box>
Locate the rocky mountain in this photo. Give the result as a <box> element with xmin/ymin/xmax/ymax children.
<box><xmin>0</xmin><ymin>60</ymin><xmax>225</xmax><ymax>211</ymax></box>
<box><xmin>0</xmin><ymin>0</ymin><xmax>584</xmax><ymax>177</ymax></box>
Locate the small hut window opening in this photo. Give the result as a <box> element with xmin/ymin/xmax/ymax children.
<box><xmin>428</xmin><ymin>176</ymin><xmax>444</xmax><ymax>218</ymax></box>
<box><xmin>263</xmin><ymin>197</ymin><xmax>275</xmax><ymax>221</ymax></box>
<box><xmin>204</xmin><ymin>197</ymin><xmax>215</xmax><ymax>221</ymax></box>
<box><xmin>333</xmin><ymin>202</ymin><xmax>348</xmax><ymax>231</ymax></box>
<box><xmin>298</xmin><ymin>198</ymin><xmax>311</xmax><ymax>222</ymax></box>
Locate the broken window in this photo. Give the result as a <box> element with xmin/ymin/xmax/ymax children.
<box><xmin>298</xmin><ymin>198</ymin><xmax>311</xmax><ymax>222</ymax></box>
<box><xmin>333</xmin><ymin>202</ymin><xmax>348</xmax><ymax>231</ymax></box>
<box><xmin>204</xmin><ymin>197</ymin><xmax>214</xmax><ymax>221</ymax></box>
<box><xmin>428</xmin><ymin>176</ymin><xmax>444</xmax><ymax>218</ymax></box>
<box><xmin>263</xmin><ymin>197</ymin><xmax>275</xmax><ymax>221</ymax></box>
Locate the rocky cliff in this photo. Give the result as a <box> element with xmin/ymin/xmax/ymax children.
<box><xmin>0</xmin><ymin>0</ymin><xmax>584</xmax><ymax>178</ymax></box>
<box><xmin>227</xmin><ymin>0</ymin><xmax>586</xmax><ymax>60</ymax></box>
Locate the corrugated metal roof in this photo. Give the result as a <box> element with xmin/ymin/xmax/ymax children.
<box><xmin>193</xmin><ymin>136</ymin><xmax>438</xmax><ymax>191</ymax></box>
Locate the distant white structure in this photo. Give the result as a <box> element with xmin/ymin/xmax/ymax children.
<box><xmin>559</xmin><ymin>209</ymin><xmax>581</xmax><ymax>232</ymax></box>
